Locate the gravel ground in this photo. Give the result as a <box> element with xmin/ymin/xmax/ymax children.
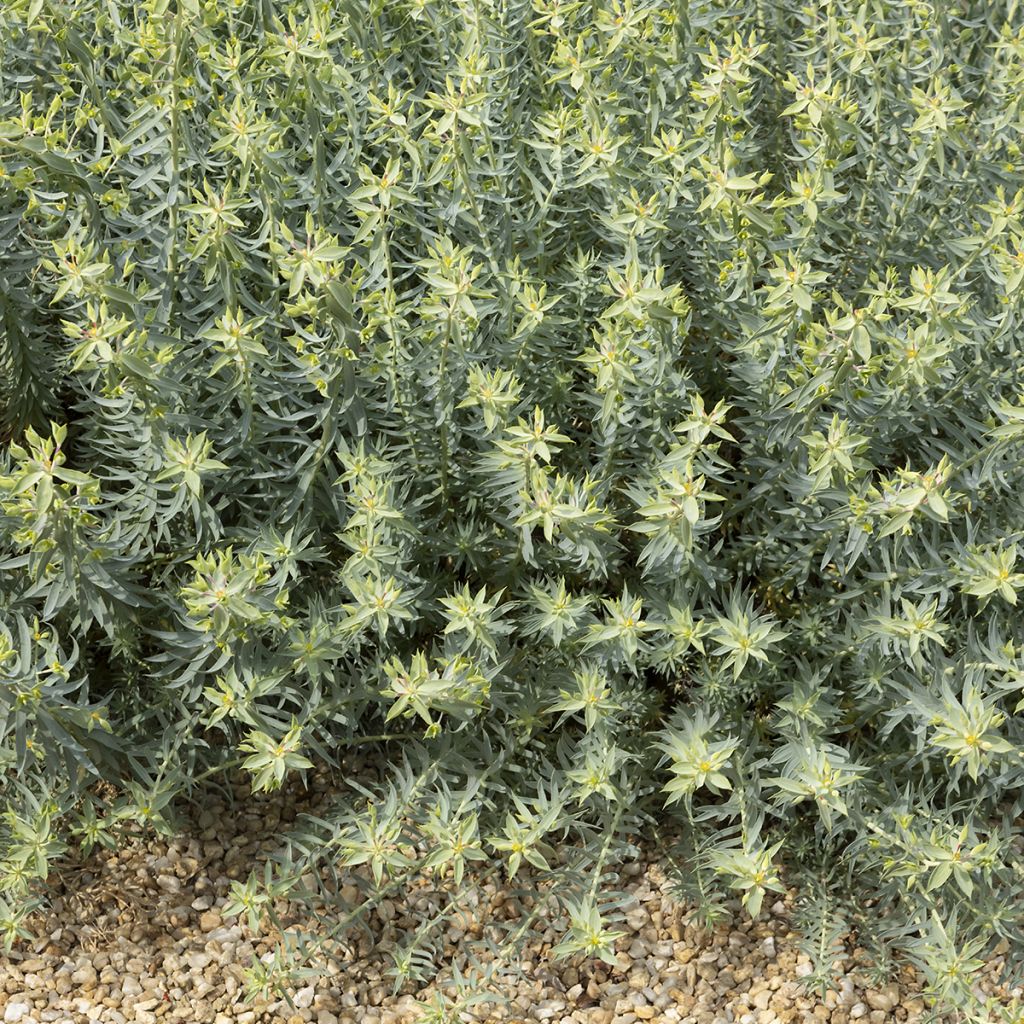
<box><xmin>1</xmin><ymin>773</ymin><xmax>1019</xmax><ymax>1024</ymax></box>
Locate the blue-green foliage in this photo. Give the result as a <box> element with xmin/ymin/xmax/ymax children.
<box><xmin>2</xmin><ymin>0</ymin><xmax>1024</xmax><ymax>1014</ymax></box>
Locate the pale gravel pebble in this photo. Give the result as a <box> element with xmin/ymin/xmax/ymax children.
<box><xmin>293</xmin><ymin>986</ymin><xmax>316</xmax><ymax>1008</ymax></box>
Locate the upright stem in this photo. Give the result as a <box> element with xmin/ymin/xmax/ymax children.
<box><xmin>165</xmin><ymin>3</ymin><xmax>184</xmax><ymax>329</ymax></box>
<box><xmin>383</xmin><ymin>228</ymin><xmax>425</xmax><ymax>477</ymax></box>
<box><xmin>438</xmin><ymin>310</ymin><xmax>453</xmax><ymax>511</ymax></box>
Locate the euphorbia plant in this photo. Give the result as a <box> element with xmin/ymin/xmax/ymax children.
<box><xmin>1</xmin><ymin>0</ymin><xmax>1023</xmax><ymax>1018</ymax></box>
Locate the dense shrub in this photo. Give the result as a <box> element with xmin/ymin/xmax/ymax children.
<box><xmin>2</xmin><ymin>0</ymin><xmax>1024</xmax><ymax>1015</ymax></box>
